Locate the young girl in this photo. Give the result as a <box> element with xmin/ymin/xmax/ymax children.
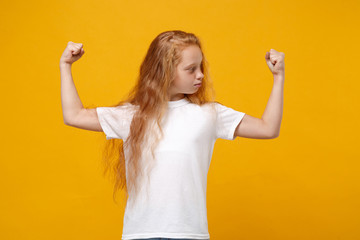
<box><xmin>60</xmin><ymin>30</ymin><xmax>285</xmax><ymax>240</ymax></box>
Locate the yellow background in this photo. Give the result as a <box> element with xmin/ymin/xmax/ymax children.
<box><xmin>1</xmin><ymin>0</ymin><xmax>359</xmax><ymax>239</ymax></box>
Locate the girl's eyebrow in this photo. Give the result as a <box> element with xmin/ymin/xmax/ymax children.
<box><xmin>184</xmin><ymin>63</ymin><xmax>200</xmax><ymax>68</ymax></box>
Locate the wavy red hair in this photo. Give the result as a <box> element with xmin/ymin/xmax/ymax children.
<box><xmin>99</xmin><ymin>30</ymin><xmax>217</xmax><ymax>206</ymax></box>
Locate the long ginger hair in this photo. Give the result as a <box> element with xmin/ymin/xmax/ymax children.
<box><xmin>99</xmin><ymin>30</ymin><xmax>216</xmax><ymax>206</ymax></box>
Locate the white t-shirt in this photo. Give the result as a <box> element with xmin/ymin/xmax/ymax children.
<box><xmin>96</xmin><ymin>97</ymin><xmax>246</xmax><ymax>240</ymax></box>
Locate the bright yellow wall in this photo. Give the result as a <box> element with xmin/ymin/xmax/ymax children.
<box><xmin>1</xmin><ymin>0</ymin><xmax>359</xmax><ymax>239</ymax></box>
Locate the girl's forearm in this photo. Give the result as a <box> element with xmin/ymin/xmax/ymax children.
<box><xmin>60</xmin><ymin>63</ymin><xmax>84</xmax><ymax>124</ymax></box>
<box><xmin>261</xmin><ymin>74</ymin><xmax>284</xmax><ymax>137</ymax></box>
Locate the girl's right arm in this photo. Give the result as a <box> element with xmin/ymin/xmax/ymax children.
<box><xmin>60</xmin><ymin>41</ymin><xmax>102</xmax><ymax>132</ymax></box>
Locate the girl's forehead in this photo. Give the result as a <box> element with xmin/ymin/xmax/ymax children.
<box><xmin>179</xmin><ymin>45</ymin><xmax>203</xmax><ymax>65</ymax></box>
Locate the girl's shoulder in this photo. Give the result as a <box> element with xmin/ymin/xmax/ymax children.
<box><xmin>186</xmin><ymin>101</ymin><xmax>218</xmax><ymax>118</ymax></box>
<box><xmin>114</xmin><ymin>102</ymin><xmax>139</xmax><ymax>110</ymax></box>
<box><xmin>197</xmin><ymin>101</ymin><xmax>219</xmax><ymax>111</ymax></box>
<box><xmin>101</xmin><ymin>102</ymin><xmax>139</xmax><ymax>118</ymax></box>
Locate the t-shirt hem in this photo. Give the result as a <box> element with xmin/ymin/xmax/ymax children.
<box><xmin>228</xmin><ymin>112</ymin><xmax>246</xmax><ymax>140</ymax></box>
<box><xmin>122</xmin><ymin>232</ymin><xmax>210</xmax><ymax>239</ymax></box>
<box><xmin>96</xmin><ymin>107</ymin><xmax>116</xmax><ymax>140</ymax></box>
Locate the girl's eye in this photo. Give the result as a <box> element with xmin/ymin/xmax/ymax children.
<box><xmin>189</xmin><ymin>67</ymin><xmax>195</xmax><ymax>72</ymax></box>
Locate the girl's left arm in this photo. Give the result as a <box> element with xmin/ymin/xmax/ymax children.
<box><xmin>235</xmin><ymin>49</ymin><xmax>284</xmax><ymax>139</ymax></box>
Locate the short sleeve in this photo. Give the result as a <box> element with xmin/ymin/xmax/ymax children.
<box><xmin>96</xmin><ymin>103</ymin><xmax>135</xmax><ymax>140</ymax></box>
<box><xmin>215</xmin><ymin>103</ymin><xmax>246</xmax><ymax>140</ymax></box>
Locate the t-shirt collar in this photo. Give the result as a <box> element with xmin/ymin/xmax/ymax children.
<box><xmin>168</xmin><ymin>97</ymin><xmax>190</xmax><ymax>108</ymax></box>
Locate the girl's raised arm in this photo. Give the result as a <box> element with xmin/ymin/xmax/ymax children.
<box><xmin>234</xmin><ymin>49</ymin><xmax>284</xmax><ymax>139</ymax></box>
<box><xmin>60</xmin><ymin>41</ymin><xmax>102</xmax><ymax>132</ymax></box>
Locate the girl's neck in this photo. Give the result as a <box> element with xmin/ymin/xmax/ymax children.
<box><xmin>168</xmin><ymin>96</ymin><xmax>189</xmax><ymax>108</ymax></box>
<box><xmin>169</xmin><ymin>93</ymin><xmax>185</xmax><ymax>101</ymax></box>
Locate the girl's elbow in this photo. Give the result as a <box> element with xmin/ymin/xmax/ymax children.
<box><xmin>272</xmin><ymin>131</ymin><xmax>280</xmax><ymax>139</ymax></box>
<box><xmin>266</xmin><ymin>128</ymin><xmax>279</xmax><ymax>139</ymax></box>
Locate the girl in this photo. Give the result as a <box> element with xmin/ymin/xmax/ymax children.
<box><xmin>60</xmin><ymin>30</ymin><xmax>285</xmax><ymax>240</ymax></box>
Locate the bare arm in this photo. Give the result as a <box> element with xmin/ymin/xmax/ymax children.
<box><xmin>235</xmin><ymin>49</ymin><xmax>285</xmax><ymax>139</ymax></box>
<box><xmin>60</xmin><ymin>41</ymin><xmax>102</xmax><ymax>132</ymax></box>
<box><xmin>234</xmin><ymin>114</ymin><xmax>274</xmax><ymax>139</ymax></box>
<box><xmin>60</xmin><ymin>62</ymin><xmax>83</xmax><ymax>124</ymax></box>
<box><xmin>261</xmin><ymin>75</ymin><xmax>284</xmax><ymax>137</ymax></box>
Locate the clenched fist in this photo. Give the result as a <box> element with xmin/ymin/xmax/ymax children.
<box><xmin>265</xmin><ymin>49</ymin><xmax>285</xmax><ymax>76</ymax></box>
<box><xmin>60</xmin><ymin>41</ymin><xmax>85</xmax><ymax>65</ymax></box>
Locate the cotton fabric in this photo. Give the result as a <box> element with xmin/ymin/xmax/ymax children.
<box><xmin>96</xmin><ymin>97</ymin><xmax>245</xmax><ymax>240</ymax></box>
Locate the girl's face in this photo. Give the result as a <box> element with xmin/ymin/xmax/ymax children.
<box><xmin>168</xmin><ymin>45</ymin><xmax>204</xmax><ymax>101</ymax></box>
